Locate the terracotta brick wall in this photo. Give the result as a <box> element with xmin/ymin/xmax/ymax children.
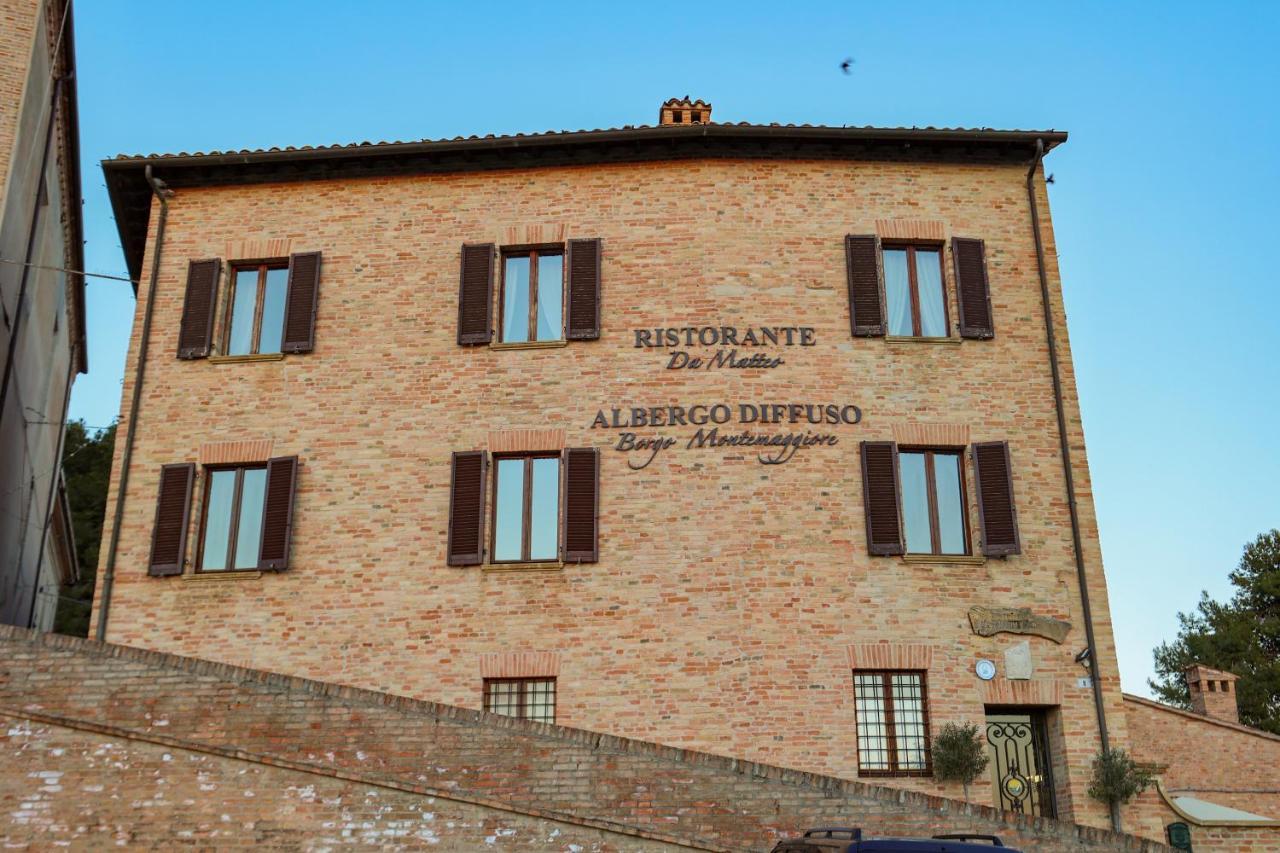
<box><xmin>0</xmin><ymin>626</ymin><xmax>1167</xmax><ymax>851</ymax></box>
<box><xmin>1124</xmin><ymin>694</ymin><xmax>1280</xmax><ymax>844</ymax></box>
<box><xmin>0</xmin><ymin>0</ymin><xmax>38</xmax><ymax>199</ymax></box>
<box><xmin>91</xmin><ymin>152</ymin><xmax>1129</xmax><ymax>828</ymax></box>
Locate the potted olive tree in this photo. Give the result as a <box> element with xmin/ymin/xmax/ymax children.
<box><xmin>1088</xmin><ymin>748</ymin><xmax>1155</xmax><ymax>809</ymax></box>
<box><xmin>933</xmin><ymin>722</ymin><xmax>990</xmax><ymax>800</ymax></box>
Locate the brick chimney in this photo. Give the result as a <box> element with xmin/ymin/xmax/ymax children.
<box><xmin>659</xmin><ymin>96</ymin><xmax>712</xmax><ymax>126</ymax></box>
<box><xmin>1185</xmin><ymin>665</ymin><xmax>1240</xmax><ymax>723</ymax></box>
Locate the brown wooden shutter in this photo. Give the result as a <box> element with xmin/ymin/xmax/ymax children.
<box><xmin>566</xmin><ymin>238</ymin><xmax>602</xmax><ymax>340</ymax></box>
<box><xmin>447</xmin><ymin>451</ymin><xmax>487</xmax><ymax>565</ymax></box>
<box><xmin>281</xmin><ymin>252</ymin><xmax>321</xmax><ymax>353</ymax></box>
<box><xmin>845</xmin><ymin>235</ymin><xmax>885</xmax><ymax>337</ymax></box>
<box><xmin>457</xmin><ymin>243</ymin><xmax>494</xmax><ymax>345</ymax></box>
<box><xmin>562</xmin><ymin>447</ymin><xmax>599</xmax><ymax>563</ymax></box>
<box><xmin>972</xmin><ymin>441</ymin><xmax>1021</xmax><ymax>556</ymax></box>
<box><xmin>953</xmin><ymin>237</ymin><xmax>994</xmax><ymax>339</ymax></box>
<box><xmin>257</xmin><ymin>456</ymin><xmax>298</xmax><ymax>570</ymax></box>
<box><xmin>177</xmin><ymin>259</ymin><xmax>221</xmax><ymax>358</ymax></box>
<box><xmin>148</xmin><ymin>463</ymin><xmax>195</xmax><ymax>576</ymax></box>
<box><xmin>860</xmin><ymin>441</ymin><xmax>903</xmax><ymax>556</ymax></box>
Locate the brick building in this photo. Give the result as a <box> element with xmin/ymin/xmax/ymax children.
<box><xmin>0</xmin><ymin>0</ymin><xmax>86</xmax><ymax>632</ymax></box>
<box><xmin>82</xmin><ymin>98</ymin><xmax>1277</xmax><ymax>848</ymax></box>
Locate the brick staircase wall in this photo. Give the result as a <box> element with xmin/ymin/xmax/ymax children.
<box><xmin>0</xmin><ymin>626</ymin><xmax>1168</xmax><ymax>851</ymax></box>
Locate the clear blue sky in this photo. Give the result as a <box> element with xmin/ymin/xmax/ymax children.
<box><xmin>68</xmin><ymin>1</ymin><xmax>1279</xmax><ymax>696</ymax></box>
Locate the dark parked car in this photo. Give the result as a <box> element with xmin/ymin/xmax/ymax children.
<box><xmin>770</xmin><ymin>828</ymin><xmax>1021</xmax><ymax>853</ymax></box>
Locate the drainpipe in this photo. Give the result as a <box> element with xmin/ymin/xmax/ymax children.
<box><xmin>95</xmin><ymin>165</ymin><xmax>171</xmax><ymax>641</ymax></box>
<box><xmin>1026</xmin><ymin>139</ymin><xmax>1119</xmax><ymax>832</ymax></box>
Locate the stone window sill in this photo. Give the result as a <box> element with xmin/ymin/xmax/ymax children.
<box><xmin>885</xmin><ymin>336</ymin><xmax>961</xmax><ymax>346</ymax></box>
<box><xmin>181</xmin><ymin>570</ymin><xmax>263</xmax><ymax>582</ymax></box>
<box><xmin>208</xmin><ymin>353</ymin><xmax>285</xmax><ymax>364</ymax></box>
<box><xmin>489</xmin><ymin>340</ymin><xmax>569</xmax><ymax>351</ymax></box>
<box><xmin>900</xmin><ymin>554</ymin><xmax>985</xmax><ymax>566</ymax></box>
<box><xmin>483</xmin><ymin>561</ymin><xmax>564</xmax><ymax>574</ymax></box>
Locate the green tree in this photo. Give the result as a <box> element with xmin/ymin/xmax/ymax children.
<box><xmin>932</xmin><ymin>722</ymin><xmax>990</xmax><ymax>800</ymax></box>
<box><xmin>1150</xmin><ymin>529</ymin><xmax>1280</xmax><ymax>734</ymax></box>
<box><xmin>53</xmin><ymin>420</ymin><xmax>115</xmax><ymax>637</ymax></box>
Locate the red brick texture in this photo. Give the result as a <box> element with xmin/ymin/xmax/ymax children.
<box><xmin>0</xmin><ymin>626</ymin><xmax>1167</xmax><ymax>851</ymax></box>
<box><xmin>1124</xmin><ymin>693</ymin><xmax>1280</xmax><ymax>846</ymax></box>
<box><xmin>89</xmin><ymin>154</ymin><xmax>1132</xmax><ymax>830</ymax></box>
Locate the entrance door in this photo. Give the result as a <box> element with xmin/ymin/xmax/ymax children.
<box><xmin>985</xmin><ymin>712</ymin><xmax>1058</xmax><ymax>819</ymax></box>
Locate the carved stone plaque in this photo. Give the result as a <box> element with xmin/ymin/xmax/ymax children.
<box><xmin>968</xmin><ymin>606</ymin><xmax>1071</xmax><ymax>644</ymax></box>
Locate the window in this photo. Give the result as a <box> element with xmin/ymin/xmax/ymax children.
<box><xmin>852</xmin><ymin>671</ymin><xmax>931</xmax><ymax>777</ymax></box>
<box><xmin>492</xmin><ymin>454</ymin><xmax>560</xmax><ymax>563</ymax></box>
<box><xmin>500</xmin><ymin>249</ymin><xmax>563</xmax><ymax>343</ymax></box>
<box><xmin>198</xmin><ymin>465</ymin><xmax>267</xmax><ymax>572</ymax></box>
<box><xmin>484</xmin><ymin>678</ymin><xmax>556</xmax><ymax>723</ymax></box>
<box><xmin>883</xmin><ymin>245</ymin><xmax>947</xmax><ymax>337</ymax></box>
<box><xmin>226</xmin><ymin>263</ymin><xmax>288</xmax><ymax>355</ymax></box>
<box><xmin>899</xmin><ymin>449</ymin><xmax>968</xmax><ymax>555</ymax></box>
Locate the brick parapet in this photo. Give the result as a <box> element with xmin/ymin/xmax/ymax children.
<box><xmin>0</xmin><ymin>625</ymin><xmax>1167</xmax><ymax>851</ymax></box>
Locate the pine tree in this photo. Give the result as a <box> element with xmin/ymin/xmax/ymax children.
<box><xmin>1150</xmin><ymin>529</ymin><xmax>1280</xmax><ymax>734</ymax></box>
<box><xmin>53</xmin><ymin>420</ymin><xmax>116</xmax><ymax>637</ymax></box>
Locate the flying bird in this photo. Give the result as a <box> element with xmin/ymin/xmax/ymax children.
<box><xmin>1046</xmin><ymin>173</ymin><xmax>1055</xmax><ymax>184</ymax></box>
<box><xmin>840</xmin><ymin>57</ymin><xmax>855</xmax><ymax>75</ymax></box>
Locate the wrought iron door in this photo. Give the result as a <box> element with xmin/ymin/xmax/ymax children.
<box><xmin>985</xmin><ymin>713</ymin><xmax>1057</xmax><ymax>819</ymax></box>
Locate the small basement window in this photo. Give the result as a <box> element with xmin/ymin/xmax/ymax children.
<box><xmin>484</xmin><ymin>677</ymin><xmax>556</xmax><ymax>723</ymax></box>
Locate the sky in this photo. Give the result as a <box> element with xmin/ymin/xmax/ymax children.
<box><xmin>67</xmin><ymin>1</ymin><xmax>1279</xmax><ymax>697</ymax></box>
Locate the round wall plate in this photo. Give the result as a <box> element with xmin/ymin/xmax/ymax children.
<box><xmin>975</xmin><ymin>658</ymin><xmax>997</xmax><ymax>680</ymax></box>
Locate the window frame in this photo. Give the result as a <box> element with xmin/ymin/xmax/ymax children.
<box><xmin>482</xmin><ymin>677</ymin><xmax>557</xmax><ymax>723</ymax></box>
<box><xmin>899</xmin><ymin>446</ymin><xmax>971</xmax><ymax>556</ymax></box>
<box><xmin>498</xmin><ymin>244</ymin><xmax>565</xmax><ymax>343</ymax></box>
<box><xmin>224</xmin><ymin>260</ymin><xmax>289</xmax><ymax>356</ymax></box>
<box><xmin>851</xmin><ymin>669</ymin><xmax>933</xmax><ymax>778</ymax></box>
<box><xmin>881</xmin><ymin>242</ymin><xmax>950</xmax><ymax>338</ymax></box>
<box><xmin>194</xmin><ymin>463</ymin><xmax>268</xmax><ymax>573</ymax></box>
<box><xmin>489</xmin><ymin>452</ymin><xmax>561</xmax><ymax>565</ymax></box>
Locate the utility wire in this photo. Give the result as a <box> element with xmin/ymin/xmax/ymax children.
<box><xmin>0</xmin><ymin>256</ymin><xmax>137</xmax><ymax>285</ymax></box>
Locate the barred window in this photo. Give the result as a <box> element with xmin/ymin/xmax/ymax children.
<box><xmin>483</xmin><ymin>678</ymin><xmax>556</xmax><ymax>724</ymax></box>
<box><xmin>852</xmin><ymin>671</ymin><xmax>931</xmax><ymax>777</ymax></box>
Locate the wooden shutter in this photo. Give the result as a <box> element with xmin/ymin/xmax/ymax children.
<box><xmin>953</xmin><ymin>237</ymin><xmax>994</xmax><ymax>339</ymax></box>
<box><xmin>860</xmin><ymin>441</ymin><xmax>903</xmax><ymax>556</ymax></box>
<box><xmin>447</xmin><ymin>451</ymin><xmax>487</xmax><ymax>565</ymax></box>
<box><xmin>845</xmin><ymin>235</ymin><xmax>885</xmax><ymax>337</ymax></box>
<box><xmin>972</xmin><ymin>441</ymin><xmax>1021</xmax><ymax>556</ymax></box>
<box><xmin>148</xmin><ymin>463</ymin><xmax>195</xmax><ymax>576</ymax></box>
<box><xmin>562</xmin><ymin>447</ymin><xmax>599</xmax><ymax>563</ymax></box>
<box><xmin>258</xmin><ymin>456</ymin><xmax>298</xmax><ymax>570</ymax></box>
<box><xmin>457</xmin><ymin>243</ymin><xmax>494</xmax><ymax>345</ymax></box>
<box><xmin>281</xmin><ymin>251</ymin><xmax>321</xmax><ymax>353</ymax></box>
<box><xmin>566</xmin><ymin>238</ymin><xmax>602</xmax><ymax>340</ymax></box>
<box><xmin>177</xmin><ymin>259</ymin><xmax>221</xmax><ymax>358</ymax></box>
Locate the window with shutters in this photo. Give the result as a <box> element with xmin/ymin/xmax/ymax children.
<box><xmin>500</xmin><ymin>248</ymin><xmax>564</xmax><ymax>343</ymax></box>
<box><xmin>852</xmin><ymin>670</ymin><xmax>932</xmax><ymax>777</ymax></box>
<box><xmin>483</xmin><ymin>677</ymin><xmax>556</xmax><ymax>723</ymax></box>
<box><xmin>883</xmin><ymin>244</ymin><xmax>948</xmax><ymax>338</ymax></box>
<box><xmin>197</xmin><ymin>465</ymin><xmax>268</xmax><ymax>572</ymax></box>
<box><xmin>491</xmin><ymin>454</ymin><xmax>560</xmax><ymax>563</ymax></box>
<box><xmin>899</xmin><ymin>449</ymin><xmax>969</xmax><ymax>556</ymax></box>
<box><xmin>225</xmin><ymin>263</ymin><xmax>288</xmax><ymax>355</ymax></box>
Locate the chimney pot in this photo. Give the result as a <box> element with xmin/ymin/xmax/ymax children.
<box><xmin>1185</xmin><ymin>664</ymin><xmax>1241</xmax><ymax>724</ymax></box>
<box><xmin>660</xmin><ymin>96</ymin><xmax>713</xmax><ymax>126</ymax></box>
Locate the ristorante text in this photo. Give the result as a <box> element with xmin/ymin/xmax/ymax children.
<box><xmin>634</xmin><ymin>326</ymin><xmax>816</xmax><ymax>371</ymax></box>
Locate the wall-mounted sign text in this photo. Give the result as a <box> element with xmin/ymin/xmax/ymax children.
<box><xmin>968</xmin><ymin>606</ymin><xmax>1072</xmax><ymax>644</ymax></box>
<box><xmin>591</xmin><ymin>402</ymin><xmax>861</xmax><ymax>468</ymax></box>
<box><xmin>634</xmin><ymin>326</ymin><xmax>816</xmax><ymax>371</ymax></box>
